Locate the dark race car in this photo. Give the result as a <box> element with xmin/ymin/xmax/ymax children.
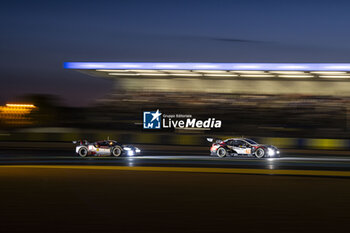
<box><xmin>207</xmin><ymin>137</ymin><xmax>280</xmax><ymax>158</ymax></box>
<box><xmin>73</xmin><ymin>139</ymin><xmax>141</xmax><ymax>157</ymax></box>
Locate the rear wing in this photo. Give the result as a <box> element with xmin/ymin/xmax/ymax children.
<box><xmin>73</xmin><ymin>140</ymin><xmax>89</xmax><ymax>145</ymax></box>
<box><xmin>206</xmin><ymin>137</ymin><xmax>223</xmax><ymax>144</ymax></box>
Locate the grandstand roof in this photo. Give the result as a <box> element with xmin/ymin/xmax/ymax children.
<box><xmin>64</xmin><ymin>62</ymin><xmax>350</xmax><ymax>79</ymax></box>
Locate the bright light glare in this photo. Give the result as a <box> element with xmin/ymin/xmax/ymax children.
<box><xmin>319</xmin><ymin>75</ymin><xmax>350</xmax><ymax>78</ymax></box>
<box><xmin>161</xmin><ymin>70</ymin><xmax>193</xmax><ymax>73</ymax></box>
<box><xmin>240</xmin><ymin>74</ymin><xmax>275</xmax><ymax>77</ymax></box>
<box><xmin>193</xmin><ymin>70</ymin><xmax>228</xmax><ymax>73</ymax></box>
<box><xmin>65</xmin><ymin>62</ymin><xmax>350</xmax><ymax>71</ymax></box>
<box><xmin>170</xmin><ymin>73</ymin><xmax>202</xmax><ymax>76</ymax></box>
<box><xmin>311</xmin><ymin>71</ymin><xmax>347</xmax><ymax>74</ymax></box>
<box><xmin>139</xmin><ymin>73</ymin><xmax>170</xmax><ymax>76</ymax></box>
<box><xmin>204</xmin><ymin>74</ymin><xmax>238</xmax><ymax>77</ymax></box>
<box><xmin>127</xmin><ymin>151</ymin><xmax>134</xmax><ymax>156</ymax></box>
<box><xmin>6</xmin><ymin>104</ymin><xmax>36</xmax><ymax>108</ymax></box>
<box><xmin>278</xmin><ymin>75</ymin><xmax>314</xmax><ymax>78</ymax></box>
<box><xmin>268</xmin><ymin>148</ymin><xmax>275</xmax><ymax>156</ymax></box>
<box><xmin>269</xmin><ymin>71</ymin><xmax>306</xmax><ymax>74</ymax></box>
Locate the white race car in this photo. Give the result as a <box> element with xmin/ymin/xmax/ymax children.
<box><xmin>73</xmin><ymin>140</ymin><xmax>141</xmax><ymax>157</ymax></box>
<box><xmin>208</xmin><ymin>137</ymin><xmax>280</xmax><ymax>158</ymax></box>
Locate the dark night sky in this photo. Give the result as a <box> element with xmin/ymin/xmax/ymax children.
<box><xmin>1</xmin><ymin>0</ymin><xmax>350</xmax><ymax>106</ymax></box>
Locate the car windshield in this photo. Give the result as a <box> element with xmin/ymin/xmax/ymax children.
<box><xmin>245</xmin><ymin>139</ymin><xmax>258</xmax><ymax>145</ymax></box>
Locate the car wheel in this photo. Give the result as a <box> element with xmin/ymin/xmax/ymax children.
<box><xmin>255</xmin><ymin>148</ymin><xmax>265</xmax><ymax>158</ymax></box>
<box><xmin>216</xmin><ymin>147</ymin><xmax>227</xmax><ymax>158</ymax></box>
<box><xmin>111</xmin><ymin>146</ymin><xmax>123</xmax><ymax>157</ymax></box>
<box><xmin>78</xmin><ymin>147</ymin><xmax>88</xmax><ymax>157</ymax></box>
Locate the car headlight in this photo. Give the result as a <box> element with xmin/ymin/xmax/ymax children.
<box><xmin>123</xmin><ymin>147</ymin><xmax>131</xmax><ymax>151</ymax></box>
<box><xmin>127</xmin><ymin>151</ymin><xmax>134</xmax><ymax>156</ymax></box>
<box><xmin>135</xmin><ymin>148</ymin><xmax>141</xmax><ymax>153</ymax></box>
<box><xmin>268</xmin><ymin>148</ymin><xmax>275</xmax><ymax>156</ymax></box>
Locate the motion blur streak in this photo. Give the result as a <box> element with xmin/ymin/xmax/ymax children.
<box><xmin>0</xmin><ymin>103</ymin><xmax>37</xmax><ymax>125</ymax></box>
<box><xmin>5</xmin><ymin>104</ymin><xmax>36</xmax><ymax>108</ymax></box>
<box><xmin>3</xmin><ymin>165</ymin><xmax>350</xmax><ymax>177</ymax></box>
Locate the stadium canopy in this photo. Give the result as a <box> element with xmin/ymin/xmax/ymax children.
<box><xmin>64</xmin><ymin>62</ymin><xmax>350</xmax><ymax>79</ymax></box>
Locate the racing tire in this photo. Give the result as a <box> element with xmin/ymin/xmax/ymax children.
<box><xmin>255</xmin><ymin>148</ymin><xmax>266</xmax><ymax>159</ymax></box>
<box><xmin>216</xmin><ymin>147</ymin><xmax>227</xmax><ymax>158</ymax></box>
<box><xmin>111</xmin><ymin>146</ymin><xmax>123</xmax><ymax>157</ymax></box>
<box><xmin>78</xmin><ymin>147</ymin><xmax>88</xmax><ymax>157</ymax></box>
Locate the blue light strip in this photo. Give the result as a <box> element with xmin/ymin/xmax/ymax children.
<box><xmin>64</xmin><ymin>62</ymin><xmax>350</xmax><ymax>71</ymax></box>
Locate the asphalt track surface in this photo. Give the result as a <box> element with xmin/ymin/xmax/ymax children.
<box><xmin>1</xmin><ymin>145</ymin><xmax>350</xmax><ymax>232</ymax></box>
<box><xmin>2</xmin><ymin>145</ymin><xmax>350</xmax><ymax>175</ymax></box>
<box><xmin>1</xmin><ymin>166</ymin><xmax>350</xmax><ymax>233</ymax></box>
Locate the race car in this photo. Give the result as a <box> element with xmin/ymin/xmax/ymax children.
<box><xmin>207</xmin><ymin>137</ymin><xmax>280</xmax><ymax>158</ymax></box>
<box><xmin>73</xmin><ymin>139</ymin><xmax>141</xmax><ymax>157</ymax></box>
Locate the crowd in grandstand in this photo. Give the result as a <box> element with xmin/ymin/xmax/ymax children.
<box><xmin>3</xmin><ymin>92</ymin><xmax>348</xmax><ymax>139</ymax></box>
<box><xmin>90</xmin><ymin>91</ymin><xmax>349</xmax><ymax>138</ymax></box>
